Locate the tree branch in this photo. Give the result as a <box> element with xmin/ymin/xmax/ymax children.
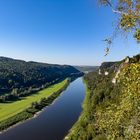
<box><xmin>105</xmin><ymin>0</ymin><xmax>127</xmax><ymax>15</ymax></box>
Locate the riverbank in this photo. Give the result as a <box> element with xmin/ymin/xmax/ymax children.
<box><xmin>64</xmin><ymin>81</ymin><xmax>89</xmax><ymax>140</ymax></box>
<box><xmin>0</xmin><ymin>77</ymin><xmax>85</xmax><ymax>140</ymax></box>
<box><xmin>64</xmin><ymin>57</ymin><xmax>140</xmax><ymax>140</ymax></box>
<box><xmin>0</xmin><ymin>78</ymin><xmax>70</xmax><ymax>132</ymax></box>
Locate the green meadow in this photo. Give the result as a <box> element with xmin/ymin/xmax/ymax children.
<box><xmin>0</xmin><ymin>79</ymin><xmax>67</xmax><ymax>122</ymax></box>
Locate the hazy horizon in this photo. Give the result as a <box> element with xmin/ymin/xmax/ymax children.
<box><xmin>0</xmin><ymin>0</ymin><xmax>139</xmax><ymax>66</ymax></box>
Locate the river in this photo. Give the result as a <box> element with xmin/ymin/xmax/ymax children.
<box><xmin>0</xmin><ymin>77</ymin><xmax>85</xmax><ymax>140</ymax></box>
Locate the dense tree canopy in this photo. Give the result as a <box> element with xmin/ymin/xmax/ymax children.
<box><xmin>66</xmin><ymin>54</ymin><xmax>140</xmax><ymax>140</ymax></box>
<box><xmin>0</xmin><ymin>57</ymin><xmax>82</xmax><ymax>102</ymax></box>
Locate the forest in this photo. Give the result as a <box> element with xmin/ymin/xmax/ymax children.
<box><xmin>0</xmin><ymin>79</ymin><xmax>70</xmax><ymax>131</ymax></box>
<box><xmin>0</xmin><ymin>57</ymin><xmax>83</xmax><ymax>102</ymax></box>
<box><xmin>65</xmin><ymin>54</ymin><xmax>140</xmax><ymax>140</ymax></box>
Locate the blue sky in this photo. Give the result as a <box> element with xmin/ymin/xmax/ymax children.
<box><xmin>0</xmin><ymin>0</ymin><xmax>139</xmax><ymax>65</ymax></box>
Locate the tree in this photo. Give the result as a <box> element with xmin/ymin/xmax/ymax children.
<box><xmin>31</xmin><ymin>102</ymin><xmax>39</xmax><ymax>109</ymax></box>
<box><xmin>8</xmin><ymin>79</ymin><xmax>13</xmax><ymax>85</ymax></box>
<box><xmin>0</xmin><ymin>96</ymin><xmax>6</xmax><ymax>102</ymax></box>
<box><xmin>11</xmin><ymin>88</ymin><xmax>18</xmax><ymax>97</ymax></box>
<box><xmin>98</xmin><ymin>0</ymin><xmax>140</xmax><ymax>50</ymax></box>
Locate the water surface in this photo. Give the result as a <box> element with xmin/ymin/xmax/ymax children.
<box><xmin>0</xmin><ymin>77</ymin><xmax>85</xmax><ymax>140</ymax></box>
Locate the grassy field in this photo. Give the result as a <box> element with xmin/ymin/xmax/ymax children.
<box><xmin>0</xmin><ymin>79</ymin><xmax>67</xmax><ymax>122</ymax></box>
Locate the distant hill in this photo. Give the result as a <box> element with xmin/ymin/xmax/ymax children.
<box><xmin>74</xmin><ymin>66</ymin><xmax>99</xmax><ymax>73</ymax></box>
<box><xmin>0</xmin><ymin>57</ymin><xmax>83</xmax><ymax>99</ymax></box>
